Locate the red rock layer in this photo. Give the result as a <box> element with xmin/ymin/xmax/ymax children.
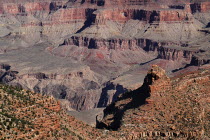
<box><xmin>62</xmin><ymin>37</ymin><xmax>196</xmax><ymax>62</ymax></box>
<box><xmin>50</xmin><ymin>8</ymin><xmax>87</xmax><ymax>22</ymax></box>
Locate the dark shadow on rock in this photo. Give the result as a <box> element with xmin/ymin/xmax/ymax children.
<box><xmin>149</xmin><ymin>11</ymin><xmax>160</xmax><ymax>23</ymax></box>
<box><xmin>96</xmin><ymin>67</ymin><xmax>164</xmax><ymax>130</ymax></box>
<box><xmin>96</xmin><ymin>83</ymin><xmax>150</xmax><ymax>130</ymax></box>
<box><xmin>0</xmin><ymin>64</ymin><xmax>18</xmax><ymax>83</ymax></box>
<box><xmin>0</xmin><ymin>64</ymin><xmax>11</xmax><ymax>71</ymax></box>
<box><xmin>76</xmin><ymin>9</ymin><xmax>96</xmax><ymax>34</ymax></box>
<box><xmin>206</xmin><ymin>22</ymin><xmax>210</xmax><ymax>28</ymax></box>
<box><xmin>172</xmin><ymin>63</ymin><xmax>192</xmax><ymax>73</ymax></box>
<box><xmin>169</xmin><ymin>5</ymin><xmax>185</xmax><ymax>9</ymax></box>
<box><xmin>112</xmin><ymin>85</ymin><xmax>128</xmax><ymax>103</ymax></box>
<box><xmin>97</xmin><ymin>83</ymin><xmax>127</xmax><ymax>108</ymax></box>
<box><xmin>42</xmin><ymin>85</ymin><xmax>67</xmax><ymax>99</ymax></box>
<box><xmin>140</xmin><ymin>57</ymin><xmax>158</xmax><ymax>65</ymax></box>
<box><xmin>97</xmin><ymin>82</ymin><xmax>114</xmax><ymax>108</ymax></box>
<box><xmin>172</xmin><ymin>67</ymin><xmax>186</xmax><ymax>73</ymax></box>
<box><xmin>97</xmin><ymin>0</ymin><xmax>105</xmax><ymax>6</ymax></box>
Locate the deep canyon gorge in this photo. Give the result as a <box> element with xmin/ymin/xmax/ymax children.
<box><xmin>0</xmin><ymin>0</ymin><xmax>210</xmax><ymax>139</ymax></box>
<box><xmin>0</xmin><ymin>0</ymin><xmax>209</xmax><ymax>113</ymax></box>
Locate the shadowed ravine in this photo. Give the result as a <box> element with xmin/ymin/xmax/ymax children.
<box><xmin>96</xmin><ymin>68</ymin><xmax>156</xmax><ymax>130</ymax></box>
<box><xmin>96</xmin><ymin>86</ymin><xmax>150</xmax><ymax>130</ymax></box>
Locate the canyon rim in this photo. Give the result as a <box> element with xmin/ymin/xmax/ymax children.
<box><xmin>0</xmin><ymin>0</ymin><xmax>210</xmax><ymax>139</ymax></box>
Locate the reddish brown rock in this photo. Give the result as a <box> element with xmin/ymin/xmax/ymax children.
<box><xmin>97</xmin><ymin>66</ymin><xmax>210</xmax><ymax>139</ymax></box>
<box><xmin>144</xmin><ymin>65</ymin><xmax>171</xmax><ymax>93</ymax></box>
<box><xmin>159</xmin><ymin>10</ymin><xmax>191</xmax><ymax>22</ymax></box>
<box><xmin>0</xmin><ymin>0</ymin><xmax>209</xmax><ymax>113</ymax></box>
<box><xmin>50</xmin><ymin>8</ymin><xmax>87</xmax><ymax>22</ymax></box>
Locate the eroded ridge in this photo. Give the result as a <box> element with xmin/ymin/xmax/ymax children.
<box><xmin>97</xmin><ymin>65</ymin><xmax>210</xmax><ymax>139</ymax></box>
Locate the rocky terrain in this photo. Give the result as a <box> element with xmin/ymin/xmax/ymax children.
<box><xmin>97</xmin><ymin>65</ymin><xmax>210</xmax><ymax>139</ymax></box>
<box><xmin>0</xmin><ymin>84</ymin><xmax>104</xmax><ymax>140</ymax></box>
<box><xmin>0</xmin><ymin>0</ymin><xmax>209</xmax><ymax>111</ymax></box>
<box><xmin>0</xmin><ymin>65</ymin><xmax>209</xmax><ymax>139</ymax></box>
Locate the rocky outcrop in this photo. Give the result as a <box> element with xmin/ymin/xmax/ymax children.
<box><xmin>0</xmin><ymin>0</ymin><xmax>68</xmax><ymax>14</ymax></box>
<box><xmin>143</xmin><ymin>65</ymin><xmax>170</xmax><ymax>89</ymax></box>
<box><xmin>62</xmin><ymin>37</ymin><xmax>145</xmax><ymax>50</ymax></box>
<box><xmin>93</xmin><ymin>8</ymin><xmax>193</xmax><ymax>24</ymax></box>
<box><xmin>10</xmin><ymin>66</ymin><xmax>105</xmax><ymax>111</ymax></box>
<box><xmin>157</xmin><ymin>46</ymin><xmax>196</xmax><ymax>61</ymax></box>
<box><xmin>94</xmin><ymin>8</ymin><xmax>156</xmax><ymax>24</ymax></box>
<box><xmin>97</xmin><ymin>65</ymin><xmax>170</xmax><ymax>130</ymax></box>
<box><xmin>190</xmin><ymin>53</ymin><xmax>210</xmax><ymax>66</ymax></box>
<box><xmin>97</xmin><ymin>65</ymin><xmax>210</xmax><ymax>139</ymax></box>
<box><xmin>61</xmin><ymin>37</ymin><xmax>197</xmax><ymax>62</ymax></box>
<box><xmin>0</xmin><ymin>62</ymin><xmax>109</xmax><ymax>111</ymax></box>
<box><xmin>97</xmin><ymin>82</ymin><xmax>128</xmax><ymax>108</ymax></box>
<box><xmin>0</xmin><ymin>63</ymin><xmax>17</xmax><ymax>83</ymax></box>
<box><xmin>0</xmin><ymin>0</ymin><xmax>209</xmax><ymax>113</ymax></box>
<box><xmin>159</xmin><ymin>10</ymin><xmax>191</xmax><ymax>22</ymax></box>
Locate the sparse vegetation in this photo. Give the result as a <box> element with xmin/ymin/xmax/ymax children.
<box><xmin>0</xmin><ymin>84</ymin><xmax>104</xmax><ymax>140</ymax></box>
<box><xmin>97</xmin><ymin>66</ymin><xmax>210</xmax><ymax>139</ymax></box>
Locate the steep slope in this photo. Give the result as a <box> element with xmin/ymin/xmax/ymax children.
<box><xmin>0</xmin><ymin>0</ymin><xmax>209</xmax><ymax>111</ymax></box>
<box><xmin>97</xmin><ymin>65</ymin><xmax>210</xmax><ymax>139</ymax></box>
<box><xmin>0</xmin><ymin>84</ymin><xmax>104</xmax><ymax>140</ymax></box>
<box><xmin>1</xmin><ymin>65</ymin><xmax>209</xmax><ymax>139</ymax></box>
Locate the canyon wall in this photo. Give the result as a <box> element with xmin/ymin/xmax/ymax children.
<box><xmin>61</xmin><ymin>37</ymin><xmax>197</xmax><ymax>62</ymax></box>
<box><xmin>0</xmin><ymin>0</ymin><xmax>209</xmax><ymax>111</ymax></box>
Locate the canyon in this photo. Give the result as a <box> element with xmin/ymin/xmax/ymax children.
<box><xmin>1</xmin><ymin>65</ymin><xmax>209</xmax><ymax>139</ymax></box>
<box><xmin>0</xmin><ymin>0</ymin><xmax>209</xmax><ymax>113</ymax></box>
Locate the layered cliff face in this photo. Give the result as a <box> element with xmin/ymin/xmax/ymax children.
<box><xmin>0</xmin><ymin>0</ymin><xmax>208</xmax><ymax>58</ymax></box>
<box><xmin>0</xmin><ymin>61</ymin><xmax>107</xmax><ymax>111</ymax></box>
<box><xmin>0</xmin><ymin>66</ymin><xmax>209</xmax><ymax>140</ymax></box>
<box><xmin>0</xmin><ymin>0</ymin><xmax>85</xmax><ymax>47</ymax></box>
<box><xmin>1</xmin><ymin>66</ymin><xmax>209</xmax><ymax>139</ymax></box>
<box><xmin>97</xmin><ymin>65</ymin><xmax>210</xmax><ymax>139</ymax></box>
<box><xmin>0</xmin><ymin>0</ymin><xmax>209</xmax><ymax>111</ymax></box>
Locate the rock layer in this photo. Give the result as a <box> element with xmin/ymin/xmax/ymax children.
<box><xmin>0</xmin><ymin>0</ymin><xmax>209</xmax><ymax>111</ymax></box>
